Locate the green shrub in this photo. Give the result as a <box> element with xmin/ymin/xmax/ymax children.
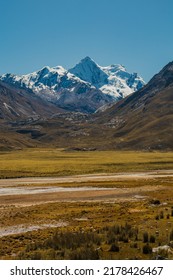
<box><xmin>170</xmin><ymin>229</ymin><xmax>173</xmax><ymax>241</ymax></box>
<box><xmin>109</xmin><ymin>243</ymin><xmax>120</xmax><ymax>252</ymax></box>
<box><xmin>171</xmin><ymin>209</ymin><xmax>173</xmax><ymax>217</ymax></box>
<box><xmin>160</xmin><ymin>211</ymin><xmax>164</xmax><ymax>219</ymax></box>
<box><xmin>143</xmin><ymin>232</ymin><xmax>149</xmax><ymax>243</ymax></box>
<box><xmin>142</xmin><ymin>243</ymin><xmax>152</xmax><ymax>254</ymax></box>
<box><xmin>149</xmin><ymin>235</ymin><xmax>156</xmax><ymax>243</ymax></box>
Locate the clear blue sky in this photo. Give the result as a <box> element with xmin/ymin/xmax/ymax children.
<box><xmin>0</xmin><ymin>0</ymin><xmax>173</xmax><ymax>81</ymax></box>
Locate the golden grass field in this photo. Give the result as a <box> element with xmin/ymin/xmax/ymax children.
<box><xmin>1</xmin><ymin>148</ymin><xmax>173</xmax><ymax>178</ymax></box>
<box><xmin>0</xmin><ymin>148</ymin><xmax>173</xmax><ymax>260</ymax></box>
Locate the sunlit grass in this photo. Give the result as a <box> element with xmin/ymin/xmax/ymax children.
<box><xmin>0</xmin><ymin>148</ymin><xmax>173</xmax><ymax>178</ymax></box>
<box><xmin>1</xmin><ymin>148</ymin><xmax>173</xmax><ymax>259</ymax></box>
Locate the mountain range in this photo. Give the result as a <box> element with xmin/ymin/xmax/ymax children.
<box><xmin>0</xmin><ymin>57</ymin><xmax>144</xmax><ymax>113</ymax></box>
<box><xmin>0</xmin><ymin>59</ymin><xmax>172</xmax><ymax>151</ymax></box>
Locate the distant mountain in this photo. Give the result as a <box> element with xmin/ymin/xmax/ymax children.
<box><xmin>28</xmin><ymin>61</ymin><xmax>173</xmax><ymax>151</ymax></box>
<box><xmin>0</xmin><ymin>57</ymin><xmax>145</xmax><ymax>113</ymax></box>
<box><xmin>69</xmin><ymin>56</ymin><xmax>145</xmax><ymax>100</ymax></box>
<box><xmin>0</xmin><ymin>61</ymin><xmax>173</xmax><ymax>151</ymax></box>
<box><xmin>0</xmin><ymin>65</ymin><xmax>95</xmax><ymax>102</ymax></box>
<box><xmin>69</xmin><ymin>57</ymin><xmax>109</xmax><ymax>88</ymax></box>
<box><xmin>0</xmin><ymin>64</ymin><xmax>113</xmax><ymax>113</ymax></box>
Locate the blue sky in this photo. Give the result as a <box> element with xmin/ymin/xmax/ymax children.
<box><xmin>0</xmin><ymin>0</ymin><xmax>173</xmax><ymax>81</ymax></box>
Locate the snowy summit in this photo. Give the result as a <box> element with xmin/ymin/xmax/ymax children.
<box><xmin>69</xmin><ymin>56</ymin><xmax>145</xmax><ymax>100</ymax></box>
<box><xmin>0</xmin><ymin>57</ymin><xmax>145</xmax><ymax>113</ymax></box>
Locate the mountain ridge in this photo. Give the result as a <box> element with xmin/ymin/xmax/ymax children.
<box><xmin>0</xmin><ymin>57</ymin><xmax>145</xmax><ymax>113</ymax></box>
<box><xmin>1</xmin><ymin>60</ymin><xmax>172</xmax><ymax>151</ymax></box>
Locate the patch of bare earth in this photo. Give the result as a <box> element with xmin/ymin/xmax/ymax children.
<box><xmin>0</xmin><ymin>170</ymin><xmax>173</xmax><ymax>238</ymax></box>
<box><xmin>0</xmin><ymin>222</ymin><xmax>68</xmax><ymax>238</ymax></box>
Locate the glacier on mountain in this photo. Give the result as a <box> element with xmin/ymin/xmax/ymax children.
<box><xmin>0</xmin><ymin>56</ymin><xmax>145</xmax><ymax>113</ymax></box>
<box><xmin>69</xmin><ymin>56</ymin><xmax>145</xmax><ymax>100</ymax></box>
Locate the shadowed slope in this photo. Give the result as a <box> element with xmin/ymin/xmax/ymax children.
<box><xmin>93</xmin><ymin>61</ymin><xmax>173</xmax><ymax>150</ymax></box>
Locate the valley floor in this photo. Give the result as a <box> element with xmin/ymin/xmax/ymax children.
<box><xmin>0</xmin><ymin>148</ymin><xmax>173</xmax><ymax>260</ymax></box>
<box><xmin>0</xmin><ymin>170</ymin><xmax>173</xmax><ymax>207</ymax></box>
<box><xmin>0</xmin><ymin>167</ymin><xmax>173</xmax><ymax>260</ymax></box>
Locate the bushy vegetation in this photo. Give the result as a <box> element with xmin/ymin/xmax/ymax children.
<box><xmin>12</xmin><ymin>219</ymin><xmax>172</xmax><ymax>260</ymax></box>
<box><xmin>16</xmin><ymin>223</ymin><xmax>139</xmax><ymax>260</ymax></box>
<box><xmin>1</xmin><ymin>202</ymin><xmax>173</xmax><ymax>260</ymax></box>
<box><xmin>17</xmin><ymin>231</ymin><xmax>101</xmax><ymax>260</ymax></box>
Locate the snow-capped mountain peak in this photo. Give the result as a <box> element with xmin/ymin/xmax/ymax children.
<box><xmin>0</xmin><ymin>57</ymin><xmax>145</xmax><ymax>113</ymax></box>
<box><xmin>80</xmin><ymin>56</ymin><xmax>95</xmax><ymax>63</ymax></box>
<box><xmin>35</xmin><ymin>65</ymin><xmax>67</xmax><ymax>79</ymax></box>
<box><xmin>69</xmin><ymin>56</ymin><xmax>109</xmax><ymax>88</ymax></box>
<box><xmin>69</xmin><ymin>58</ymin><xmax>145</xmax><ymax>99</ymax></box>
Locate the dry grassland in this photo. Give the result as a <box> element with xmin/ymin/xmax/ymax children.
<box><xmin>0</xmin><ymin>149</ymin><xmax>173</xmax><ymax>260</ymax></box>
<box><xmin>1</xmin><ymin>148</ymin><xmax>173</xmax><ymax>178</ymax></box>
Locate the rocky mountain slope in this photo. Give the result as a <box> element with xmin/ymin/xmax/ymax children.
<box><xmin>0</xmin><ymin>81</ymin><xmax>65</xmax><ymax>121</ymax></box>
<box><xmin>0</xmin><ymin>57</ymin><xmax>144</xmax><ymax>113</ymax></box>
<box><xmin>0</xmin><ymin>81</ymin><xmax>67</xmax><ymax>150</ymax></box>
